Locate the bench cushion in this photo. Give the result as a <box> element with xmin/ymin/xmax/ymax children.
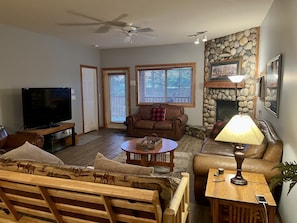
<box><xmin>94</xmin><ymin>152</ymin><xmax>154</xmax><ymax>175</ymax></box>
<box><xmin>0</xmin><ymin>157</ymin><xmax>179</xmax><ymax>210</ymax></box>
<box><xmin>1</xmin><ymin>141</ymin><xmax>64</xmax><ymax>165</ymax></box>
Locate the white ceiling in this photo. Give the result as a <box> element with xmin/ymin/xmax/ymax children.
<box><xmin>0</xmin><ymin>0</ymin><xmax>273</xmax><ymax>49</ymax></box>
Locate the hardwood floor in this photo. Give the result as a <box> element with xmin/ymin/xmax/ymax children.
<box><xmin>54</xmin><ymin>128</ymin><xmax>202</xmax><ymax>165</ymax></box>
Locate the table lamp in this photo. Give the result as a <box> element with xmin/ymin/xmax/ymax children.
<box><xmin>215</xmin><ymin>114</ymin><xmax>264</xmax><ymax>185</ymax></box>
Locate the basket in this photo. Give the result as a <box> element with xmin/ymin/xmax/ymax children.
<box><xmin>136</xmin><ymin>134</ymin><xmax>162</xmax><ymax>150</ymax></box>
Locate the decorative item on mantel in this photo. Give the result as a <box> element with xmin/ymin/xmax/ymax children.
<box><xmin>136</xmin><ymin>134</ymin><xmax>162</xmax><ymax>150</ymax></box>
<box><xmin>204</xmin><ymin>58</ymin><xmax>246</xmax><ymax>89</ymax></box>
<box><xmin>215</xmin><ymin>114</ymin><xmax>264</xmax><ymax>185</ymax></box>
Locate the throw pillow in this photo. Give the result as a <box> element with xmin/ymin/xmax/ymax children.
<box><xmin>94</xmin><ymin>152</ymin><xmax>154</xmax><ymax>175</ymax></box>
<box><xmin>209</xmin><ymin>120</ymin><xmax>227</xmax><ymax>139</ymax></box>
<box><xmin>151</xmin><ymin>107</ymin><xmax>166</xmax><ymax>121</ymax></box>
<box><xmin>1</xmin><ymin>141</ymin><xmax>64</xmax><ymax>165</ymax></box>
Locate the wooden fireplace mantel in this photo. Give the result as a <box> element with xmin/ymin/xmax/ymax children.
<box><xmin>204</xmin><ymin>81</ymin><xmax>245</xmax><ymax>88</ymax></box>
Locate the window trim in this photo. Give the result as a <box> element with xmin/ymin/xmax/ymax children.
<box><xmin>135</xmin><ymin>63</ymin><xmax>196</xmax><ymax>107</ymax></box>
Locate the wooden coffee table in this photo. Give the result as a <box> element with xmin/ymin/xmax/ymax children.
<box><xmin>121</xmin><ymin>138</ymin><xmax>178</xmax><ymax>171</ymax></box>
<box><xmin>205</xmin><ymin>168</ymin><xmax>276</xmax><ymax>223</ymax></box>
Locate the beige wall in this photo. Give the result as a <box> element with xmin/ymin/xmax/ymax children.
<box><xmin>100</xmin><ymin>44</ymin><xmax>205</xmax><ymax>126</ymax></box>
<box><xmin>258</xmin><ymin>0</ymin><xmax>297</xmax><ymax>222</ymax></box>
<box><xmin>0</xmin><ymin>24</ymin><xmax>100</xmax><ymax>133</ymax></box>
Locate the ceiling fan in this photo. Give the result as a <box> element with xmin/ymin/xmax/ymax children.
<box><xmin>188</xmin><ymin>31</ymin><xmax>207</xmax><ymax>44</ymax></box>
<box><xmin>188</xmin><ymin>31</ymin><xmax>207</xmax><ymax>37</ymax></box>
<box><xmin>115</xmin><ymin>24</ymin><xmax>155</xmax><ymax>43</ymax></box>
<box><xmin>59</xmin><ymin>11</ymin><xmax>129</xmax><ymax>33</ymax></box>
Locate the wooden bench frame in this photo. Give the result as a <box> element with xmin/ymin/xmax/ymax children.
<box><xmin>0</xmin><ymin>170</ymin><xmax>189</xmax><ymax>223</ymax></box>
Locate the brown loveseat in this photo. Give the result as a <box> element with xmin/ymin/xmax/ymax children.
<box><xmin>126</xmin><ymin>104</ymin><xmax>188</xmax><ymax>140</ymax></box>
<box><xmin>193</xmin><ymin>120</ymin><xmax>283</xmax><ymax>204</ymax></box>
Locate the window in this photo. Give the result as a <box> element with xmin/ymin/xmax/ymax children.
<box><xmin>136</xmin><ymin>63</ymin><xmax>196</xmax><ymax>106</ymax></box>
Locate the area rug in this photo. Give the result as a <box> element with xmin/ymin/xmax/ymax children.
<box><xmin>113</xmin><ymin>151</ymin><xmax>193</xmax><ymax>178</ymax></box>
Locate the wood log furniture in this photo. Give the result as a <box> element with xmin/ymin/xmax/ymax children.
<box><xmin>121</xmin><ymin>138</ymin><xmax>178</xmax><ymax>171</ymax></box>
<box><xmin>205</xmin><ymin>168</ymin><xmax>276</xmax><ymax>223</ymax></box>
<box><xmin>0</xmin><ymin>160</ymin><xmax>189</xmax><ymax>223</ymax></box>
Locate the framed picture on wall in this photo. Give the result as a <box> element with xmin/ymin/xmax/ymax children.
<box><xmin>257</xmin><ymin>75</ymin><xmax>265</xmax><ymax>101</ymax></box>
<box><xmin>264</xmin><ymin>54</ymin><xmax>282</xmax><ymax>118</ymax></box>
<box><xmin>210</xmin><ymin>58</ymin><xmax>242</xmax><ymax>80</ymax></box>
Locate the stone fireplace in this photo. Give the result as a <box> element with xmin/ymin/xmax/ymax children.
<box><xmin>216</xmin><ymin>100</ymin><xmax>237</xmax><ymax>121</ymax></box>
<box><xmin>203</xmin><ymin>27</ymin><xmax>259</xmax><ymax>129</ymax></box>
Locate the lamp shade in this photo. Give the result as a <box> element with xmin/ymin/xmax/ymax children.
<box><xmin>215</xmin><ymin>114</ymin><xmax>264</xmax><ymax>145</ymax></box>
<box><xmin>228</xmin><ymin>75</ymin><xmax>245</xmax><ymax>83</ymax></box>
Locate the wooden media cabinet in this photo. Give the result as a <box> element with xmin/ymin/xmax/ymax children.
<box><xmin>19</xmin><ymin>122</ymin><xmax>75</xmax><ymax>153</ymax></box>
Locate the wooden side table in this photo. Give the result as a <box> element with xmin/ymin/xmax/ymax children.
<box><xmin>205</xmin><ymin>168</ymin><xmax>276</xmax><ymax>223</ymax></box>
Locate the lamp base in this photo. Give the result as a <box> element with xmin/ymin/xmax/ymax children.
<box><xmin>231</xmin><ymin>175</ymin><xmax>247</xmax><ymax>185</ymax></box>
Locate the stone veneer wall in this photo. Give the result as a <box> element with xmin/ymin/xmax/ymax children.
<box><xmin>203</xmin><ymin>27</ymin><xmax>259</xmax><ymax>129</ymax></box>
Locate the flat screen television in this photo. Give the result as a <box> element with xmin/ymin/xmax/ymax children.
<box><xmin>22</xmin><ymin>87</ymin><xmax>72</xmax><ymax>129</ymax></box>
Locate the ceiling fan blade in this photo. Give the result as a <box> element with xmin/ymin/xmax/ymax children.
<box><xmin>107</xmin><ymin>21</ymin><xmax>127</xmax><ymax>27</ymax></box>
<box><xmin>59</xmin><ymin>22</ymin><xmax>101</xmax><ymax>26</ymax></box>
<box><xmin>113</xmin><ymin>13</ymin><xmax>128</xmax><ymax>22</ymax></box>
<box><xmin>67</xmin><ymin>10</ymin><xmax>104</xmax><ymax>23</ymax></box>
<box><xmin>135</xmin><ymin>27</ymin><xmax>153</xmax><ymax>33</ymax></box>
<box><xmin>107</xmin><ymin>13</ymin><xmax>128</xmax><ymax>27</ymax></box>
<box><xmin>139</xmin><ymin>32</ymin><xmax>158</xmax><ymax>39</ymax></box>
<box><xmin>96</xmin><ymin>25</ymin><xmax>111</xmax><ymax>33</ymax></box>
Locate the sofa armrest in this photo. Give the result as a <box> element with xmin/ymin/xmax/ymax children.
<box><xmin>193</xmin><ymin>153</ymin><xmax>280</xmax><ymax>182</ymax></box>
<box><xmin>126</xmin><ymin>113</ymin><xmax>141</xmax><ymax>124</ymax></box>
<box><xmin>5</xmin><ymin>132</ymin><xmax>44</xmax><ymax>150</ymax></box>
<box><xmin>176</xmin><ymin>114</ymin><xmax>188</xmax><ymax>125</ymax></box>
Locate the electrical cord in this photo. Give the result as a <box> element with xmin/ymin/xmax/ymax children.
<box><xmin>261</xmin><ymin>202</ymin><xmax>269</xmax><ymax>223</ymax></box>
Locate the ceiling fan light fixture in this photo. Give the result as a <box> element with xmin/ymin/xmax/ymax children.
<box><xmin>202</xmin><ymin>34</ymin><xmax>207</xmax><ymax>42</ymax></box>
<box><xmin>194</xmin><ymin>37</ymin><xmax>200</xmax><ymax>44</ymax></box>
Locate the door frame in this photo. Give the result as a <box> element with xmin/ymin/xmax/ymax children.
<box><xmin>80</xmin><ymin>65</ymin><xmax>100</xmax><ymax>133</ymax></box>
<box><xmin>101</xmin><ymin>67</ymin><xmax>130</xmax><ymax>128</ymax></box>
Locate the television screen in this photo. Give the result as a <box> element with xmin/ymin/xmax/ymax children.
<box><xmin>22</xmin><ymin>88</ymin><xmax>72</xmax><ymax>129</ymax></box>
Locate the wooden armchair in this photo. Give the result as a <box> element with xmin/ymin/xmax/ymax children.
<box><xmin>0</xmin><ymin>126</ymin><xmax>44</xmax><ymax>154</ymax></box>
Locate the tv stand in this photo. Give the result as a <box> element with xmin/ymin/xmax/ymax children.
<box><xmin>36</xmin><ymin>123</ymin><xmax>60</xmax><ymax>129</ymax></box>
<box><xmin>20</xmin><ymin>123</ymin><xmax>75</xmax><ymax>153</ymax></box>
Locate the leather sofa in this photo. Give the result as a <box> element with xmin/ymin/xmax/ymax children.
<box><xmin>126</xmin><ymin>104</ymin><xmax>188</xmax><ymax>140</ymax></box>
<box><xmin>0</xmin><ymin>126</ymin><xmax>44</xmax><ymax>154</ymax></box>
<box><xmin>193</xmin><ymin>120</ymin><xmax>283</xmax><ymax>204</ymax></box>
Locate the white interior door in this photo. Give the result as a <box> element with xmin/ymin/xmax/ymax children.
<box><xmin>102</xmin><ymin>68</ymin><xmax>130</xmax><ymax>129</ymax></box>
<box><xmin>81</xmin><ymin>65</ymin><xmax>99</xmax><ymax>133</ymax></box>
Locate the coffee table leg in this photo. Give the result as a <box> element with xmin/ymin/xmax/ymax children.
<box><xmin>141</xmin><ymin>154</ymin><xmax>148</xmax><ymax>166</ymax></box>
<box><xmin>170</xmin><ymin>151</ymin><xmax>174</xmax><ymax>171</ymax></box>
<box><xmin>126</xmin><ymin>152</ymin><xmax>131</xmax><ymax>163</ymax></box>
